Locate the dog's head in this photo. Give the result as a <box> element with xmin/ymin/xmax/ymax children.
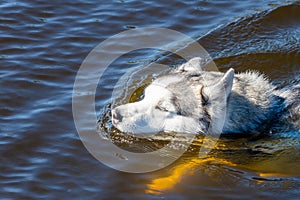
<box><xmin>112</xmin><ymin>57</ymin><xmax>234</xmax><ymax>135</ymax></box>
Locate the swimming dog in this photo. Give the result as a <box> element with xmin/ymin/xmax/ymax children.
<box><xmin>112</xmin><ymin>57</ymin><xmax>299</xmax><ymax>135</ymax></box>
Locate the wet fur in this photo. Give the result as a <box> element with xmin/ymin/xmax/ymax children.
<box><xmin>112</xmin><ymin>57</ymin><xmax>299</xmax><ymax>135</ymax></box>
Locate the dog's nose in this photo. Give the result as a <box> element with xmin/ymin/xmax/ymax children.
<box><xmin>111</xmin><ymin>108</ymin><xmax>122</xmax><ymax>124</ymax></box>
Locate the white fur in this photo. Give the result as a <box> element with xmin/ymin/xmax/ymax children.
<box><xmin>112</xmin><ymin>57</ymin><xmax>299</xmax><ymax>135</ymax></box>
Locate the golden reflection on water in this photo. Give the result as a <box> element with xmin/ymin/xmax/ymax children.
<box><xmin>145</xmin><ymin>136</ymin><xmax>299</xmax><ymax>195</ymax></box>
<box><xmin>145</xmin><ymin>155</ymin><xmax>292</xmax><ymax>195</ymax></box>
<box><xmin>145</xmin><ymin>156</ymin><xmax>237</xmax><ymax>195</ymax></box>
<box><xmin>145</xmin><ymin>137</ymin><xmax>238</xmax><ymax>195</ymax></box>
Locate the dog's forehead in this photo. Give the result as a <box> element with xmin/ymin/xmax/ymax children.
<box><xmin>143</xmin><ymin>75</ymin><xmax>182</xmax><ymax>97</ymax></box>
<box><xmin>144</xmin><ymin>84</ymin><xmax>172</xmax><ymax>99</ymax></box>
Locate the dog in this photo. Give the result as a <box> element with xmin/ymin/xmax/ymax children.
<box><xmin>111</xmin><ymin>57</ymin><xmax>299</xmax><ymax>135</ymax></box>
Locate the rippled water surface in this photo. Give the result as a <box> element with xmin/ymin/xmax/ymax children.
<box><xmin>1</xmin><ymin>0</ymin><xmax>300</xmax><ymax>199</ymax></box>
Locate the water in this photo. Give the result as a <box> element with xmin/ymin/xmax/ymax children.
<box><xmin>1</xmin><ymin>0</ymin><xmax>300</xmax><ymax>199</ymax></box>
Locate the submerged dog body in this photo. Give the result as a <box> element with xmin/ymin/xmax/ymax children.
<box><xmin>112</xmin><ymin>57</ymin><xmax>299</xmax><ymax>135</ymax></box>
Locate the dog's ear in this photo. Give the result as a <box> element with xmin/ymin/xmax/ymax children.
<box><xmin>218</xmin><ymin>68</ymin><xmax>234</xmax><ymax>97</ymax></box>
<box><xmin>217</xmin><ymin>68</ymin><xmax>234</xmax><ymax>98</ymax></box>
<box><xmin>205</xmin><ymin>68</ymin><xmax>234</xmax><ymax>100</ymax></box>
<box><xmin>202</xmin><ymin>69</ymin><xmax>234</xmax><ymax>134</ymax></box>
<box><xmin>176</xmin><ymin>57</ymin><xmax>203</xmax><ymax>73</ymax></box>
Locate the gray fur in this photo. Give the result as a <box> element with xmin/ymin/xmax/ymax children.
<box><xmin>112</xmin><ymin>57</ymin><xmax>299</xmax><ymax>135</ymax></box>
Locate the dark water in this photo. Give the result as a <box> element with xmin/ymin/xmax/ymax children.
<box><xmin>1</xmin><ymin>0</ymin><xmax>300</xmax><ymax>199</ymax></box>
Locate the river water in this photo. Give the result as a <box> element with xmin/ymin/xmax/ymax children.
<box><xmin>1</xmin><ymin>0</ymin><xmax>300</xmax><ymax>199</ymax></box>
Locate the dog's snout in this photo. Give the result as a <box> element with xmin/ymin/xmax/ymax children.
<box><xmin>111</xmin><ymin>108</ymin><xmax>122</xmax><ymax>124</ymax></box>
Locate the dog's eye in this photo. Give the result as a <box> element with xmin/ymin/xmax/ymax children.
<box><xmin>155</xmin><ymin>105</ymin><xmax>169</xmax><ymax>112</ymax></box>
